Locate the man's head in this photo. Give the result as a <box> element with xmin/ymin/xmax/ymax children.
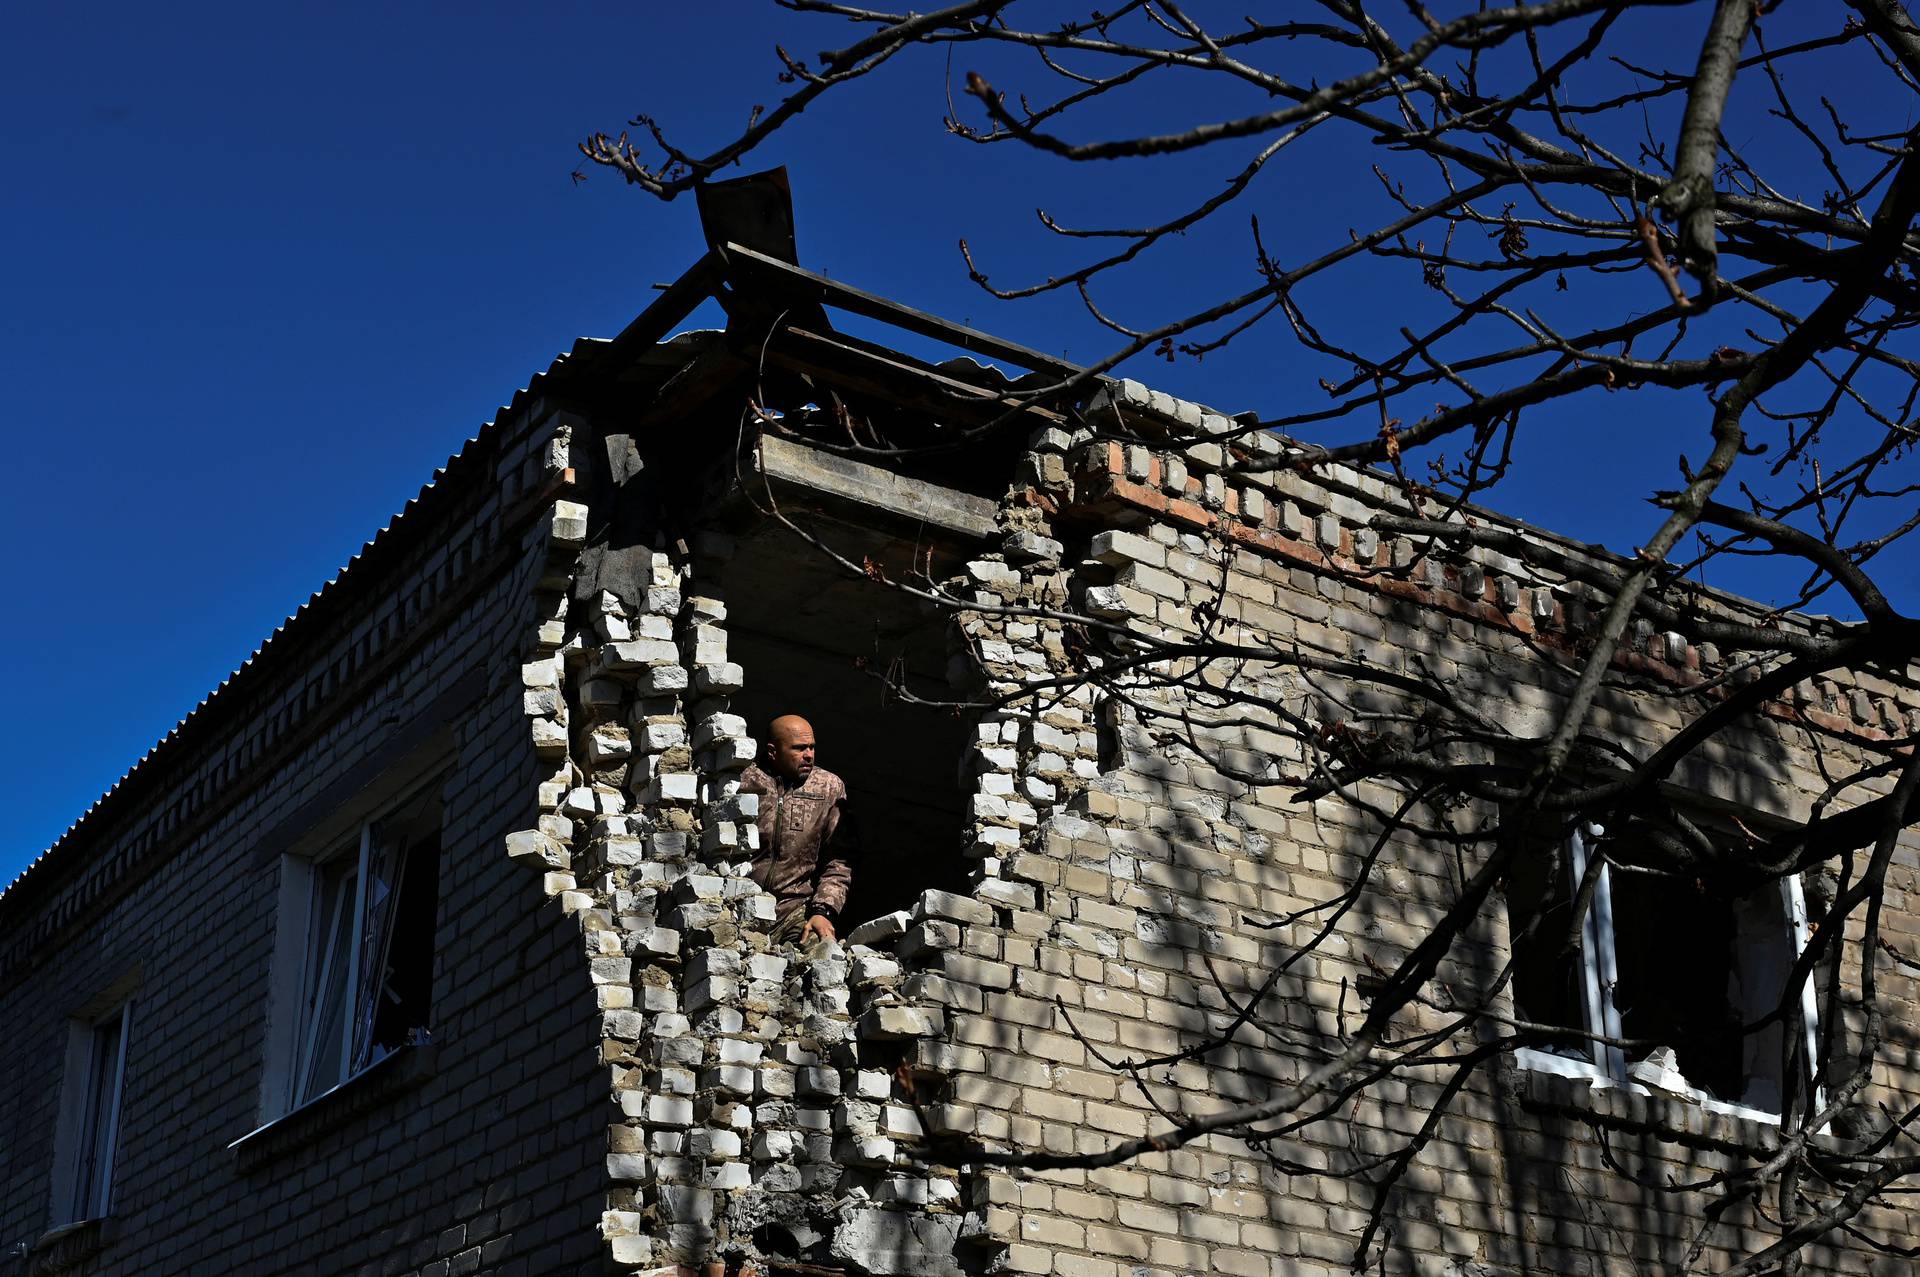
<box><xmin>764</xmin><ymin>714</ymin><xmax>817</xmax><ymax>782</ymax></box>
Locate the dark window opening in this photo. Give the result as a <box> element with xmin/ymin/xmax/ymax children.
<box><xmin>367</xmin><ymin>824</ymin><xmax>441</xmax><ymax>1059</ymax></box>
<box><xmin>1613</xmin><ymin>870</ymin><xmax>1804</xmax><ymax>1112</ymax></box>
<box><xmin>1507</xmin><ymin>827</ymin><xmax>1815</xmax><ymax>1115</ymax></box>
<box><xmin>1506</xmin><ymin>841</ymin><xmax>1592</xmax><ymax>1063</ymax></box>
<box><xmin>1607</xmin><ymin>869</ymin><xmax>1743</xmax><ymax>1103</ymax></box>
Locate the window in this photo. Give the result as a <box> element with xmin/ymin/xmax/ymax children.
<box><xmin>1507</xmin><ymin>824</ymin><xmax>1820</xmax><ymax>1120</ymax></box>
<box><xmin>279</xmin><ymin>787</ymin><xmax>441</xmax><ymax>1113</ymax></box>
<box><xmin>58</xmin><ymin>1003</ymin><xmax>131</xmax><ymax>1223</ymax></box>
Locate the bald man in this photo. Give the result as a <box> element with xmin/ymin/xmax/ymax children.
<box><xmin>739</xmin><ymin>715</ymin><xmax>858</xmax><ymax>945</ymax></box>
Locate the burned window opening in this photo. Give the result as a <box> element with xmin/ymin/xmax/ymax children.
<box><xmin>1507</xmin><ymin>835</ymin><xmax>1594</xmax><ymax>1062</ymax></box>
<box><xmin>1608</xmin><ymin>867</ymin><xmax>1745</xmax><ymax>1103</ymax></box>
<box><xmin>1508</xmin><ymin>825</ymin><xmax>1819</xmax><ymax>1118</ymax></box>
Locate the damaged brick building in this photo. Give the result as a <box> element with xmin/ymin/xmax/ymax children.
<box><xmin>4</xmin><ymin>226</ymin><xmax>1919</xmax><ymax>1277</ymax></box>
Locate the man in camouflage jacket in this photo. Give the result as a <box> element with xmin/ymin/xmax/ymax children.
<box><xmin>739</xmin><ymin>714</ymin><xmax>858</xmax><ymax>944</ymax></box>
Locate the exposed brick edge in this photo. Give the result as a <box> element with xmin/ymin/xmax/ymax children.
<box><xmin>1068</xmin><ymin>442</ymin><xmax>1913</xmax><ymax>755</ymax></box>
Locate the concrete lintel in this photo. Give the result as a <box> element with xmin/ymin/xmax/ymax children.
<box><xmin>753</xmin><ymin>435</ymin><xmax>998</xmax><ymax>541</ymax></box>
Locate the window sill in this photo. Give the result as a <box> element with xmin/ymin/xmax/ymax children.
<box><xmin>1509</xmin><ymin>1051</ymin><xmax>1785</xmax><ymax>1154</ymax></box>
<box><xmin>26</xmin><ymin>1217</ymin><xmax>115</xmax><ymax>1276</ymax></box>
<box><xmin>229</xmin><ymin>1040</ymin><xmax>438</xmax><ymax>1172</ymax></box>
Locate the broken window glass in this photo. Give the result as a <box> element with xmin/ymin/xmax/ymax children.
<box><xmin>1507</xmin><ymin>838</ymin><xmax>1594</xmax><ymax>1062</ymax></box>
<box><xmin>288</xmin><ymin>788</ymin><xmax>441</xmax><ymax>1109</ymax></box>
<box><xmin>1607</xmin><ymin>868</ymin><xmax>1743</xmax><ymax>1103</ymax></box>
<box><xmin>293</xmin><ymin>856</ymin><xmax>357</xmax><ymax>1104</ymax></box>
<box><xmin>1509</xmin><ymin>824</ymin><xmax>1819</xmax><ymax>1117</ymax></box>
<box><xmin>364</xmin><ymin>826</ymin><xmax>441</xmax><ymax>1063</ymax></box>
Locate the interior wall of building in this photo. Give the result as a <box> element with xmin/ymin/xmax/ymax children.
<box><xmin>727</xmin><ymin>624</ymin><xmax>973</xmax><ymax>927</ymax></box>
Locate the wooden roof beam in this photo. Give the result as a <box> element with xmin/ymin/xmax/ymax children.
<box><xmin>717</xmin><ymin>242</ymin><xmax>1087</xmax><ymax>382</ymax></box>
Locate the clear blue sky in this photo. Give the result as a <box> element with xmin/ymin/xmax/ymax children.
<box><xmin>4</xmin><ymin>4</ymin><xmax>1914</xmax><ymax>881</ymax></box>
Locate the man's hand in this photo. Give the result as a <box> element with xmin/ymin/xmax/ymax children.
<box><xmin>801</xmin><ymin>912</ymin><xmax>837</xmax><ymax>944</ymax></box>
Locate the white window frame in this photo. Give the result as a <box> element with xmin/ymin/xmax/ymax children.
<box><xmin>51</xmin><ymin>1002</ymin><xmax>132</xmax><ymax>1224</ymax></box>
<box><xmin>1513</xmin><ymin>825</ymin><xmax>1823</xmax><ymax>1126</ymax></box>
<box><xmin>289</xmin><ymin>823</ymin><xmax>375</xmax><ymax>1107</ymax></box>
<box><xmin>258</xmin><ymin>792</ymin><xmax>433</xmax><ymax>1126</ymax></box>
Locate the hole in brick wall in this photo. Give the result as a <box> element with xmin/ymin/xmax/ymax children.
<box><xmin>1094</xmin><ymin>699</ymin><xmax>1124</xmax><ymax>775</ymax></box>
<box><xmin>721</xmin><ymin>526</ymin><xmax>974</xmax><ymax>928</ymax></box>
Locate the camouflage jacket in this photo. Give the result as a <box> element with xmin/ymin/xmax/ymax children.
<box><xmin>738</xmin><ymin>763</ymin><xmax>857</xmax><ymax>921</ymax></box>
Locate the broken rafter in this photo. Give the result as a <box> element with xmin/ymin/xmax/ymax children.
<box><xmin>592</xmin><ymin>250</ymin><xmax>727</xmax><ymax>379</ymax></box>
<box><xmin>633</xmin><ymin>337</ymin><xmax>753</xmax><ymax>431</ymax></box>
<box><xmin>717</xmin><ymin>241</ymin><xmax>1086</xmax><ymax>380</ymax></box>
<box><xmin>766</xmin><ymin>325</ymin><xmax>1068</xmax><ymax>428</ymax></box>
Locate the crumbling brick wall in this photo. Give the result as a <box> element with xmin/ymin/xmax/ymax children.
<box><xmin>524</xmin><ymin>379</ymin><xmax>1920</xmax><ymax>1276</ymax></box>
